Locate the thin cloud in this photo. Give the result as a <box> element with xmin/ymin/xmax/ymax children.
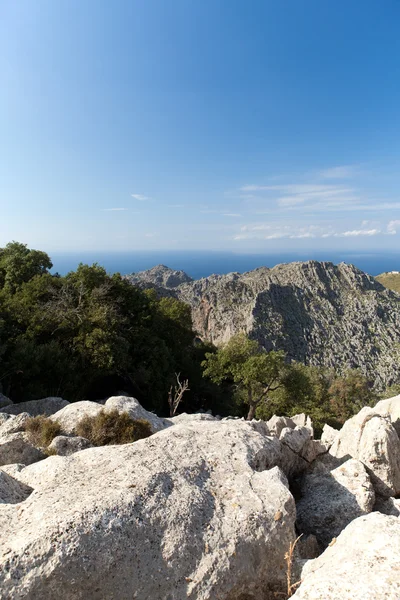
<box><xmin>223</xmin><ymin>213</ymin><xmax>242</xmax><ymax>217</ymax></box>
<box><xmin>131</xmin><ymin>194</ymin><xmax>151</xmax><ymax>201</ymax></box>
<box><xmin>101</xmin><ymin>208</ymin><xmax>128</xmax><ymax>211</ymax></box>
<box><xmin>319</xmin><ymin>165</ymin><xmax>357</xmax><ymax>179</ymax></box>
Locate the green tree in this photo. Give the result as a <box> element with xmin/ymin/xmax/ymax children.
<box><xmin>328</xmin><ymin>369</ymin><xmax>376</xmax><ymax>423</ymax></box>
<box><xmin>202</xmin><ymin>333</ymin><xmax>286</xmax><ymax>419</ymax></box>
<box><xmin>0</xmin><ymin>241</ymin><xmax>52</xmax><ymax>292</ymax></box>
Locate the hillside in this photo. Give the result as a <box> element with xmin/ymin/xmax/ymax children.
<box><xmin>128</xmin><ymin>261</ymin><xmax>400</xmax><ymax>390</ymax></box>
<box><xmin>376</xmin><ymin>271</ymin><xmax>400</xmax><ymax>293</ymax></box>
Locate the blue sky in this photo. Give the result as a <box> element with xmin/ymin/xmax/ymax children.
<box><xmin>1</xmin><ymin>0</ymin><xmax>400</xmax><ymax>253</ymax></box>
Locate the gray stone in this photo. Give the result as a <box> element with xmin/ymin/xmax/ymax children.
<box><xmin>104</xmin><ymin>396</ymin><xmax>170</xmax><ymax>433</ymax></box>
<box><xmin>296</xmin><ymin>458</ymin><xmax>375</xmax><ymax>547</ymax></box>
<box><xmin>48</xmin><ymin>435</ymin><xmax>92</xmax><ymax>456</ymax></box>
<box><xmin>0</xmin><ymin>432</ymin><xmax>45</xmax><ymax>467</ymax></box>
<box><xmin>374</xmin><ymin>394</ymin><xmax>400</xmax><ymax>436</ymax></box>
<box><xmin>320</xmin><ymin>423</ymin><xmax>339</xmax><ymax>448</ymax></box>
<box><xmin>374</xmin><ymin>495</ymin><xmax>400</xmax><ymax>517</ymax></box>
<box><xmin>0</xmin><ymin>470</ymin><xmax>32</xmax><ymax>504</ymax></box>
<box><xmin>0</xmin><ymin>393</ymin><xmax>12</xmax><ymax>409</ymax></box>
<box><xmin>267</xmin><ymin>415</ymin><xmax>296</xmax><ymax>437</ymax></box>
<box><xmin>292</xmin><ymin>513</ymin><xmax>400</xmax><ymax>599</ymax></box>
<box><xmin>0</xmin><ymin>413</ymin><xmax>31</xmax><ymax>436</ymax></box>
<box><xmin>50</xmin><ymin>401</ymin><xmax>103</xmax><ymax>435</ymax></box>
<box><xmin>0</xmin><ymin>420</ymin><xmax>296</xmax><ymax>600</ymax></box>
<box><xmin>0</xmin><ymin>397</ymin><xmax>69</xmax><ymax>417</ymax></box>
<box><xmin>330</xmin><ymin>407</ymin><xmax>400</xmax><ymax>497</ymax></box>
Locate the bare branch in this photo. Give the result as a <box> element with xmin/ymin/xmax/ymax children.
<box><xmin>168</xmin><ymin>372</ymin><xmax>190</xmax><ymax>417</ymax></box>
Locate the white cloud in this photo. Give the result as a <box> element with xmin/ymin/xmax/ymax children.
<box><xmin>223</xmin><ymin>213</ymin><xmax>242</xmax><ymax>217</ymax></box>
<box><xmin>131</xmin><ymin>194</ymin><xmax>151</xmax><ymax>201</ymax></box>
<box><xmin>101</xmin><ymin>208</ymin><xmax>128</xmax><ymax>211</ymax></box>
<box><xmin>387</xmin><ymin>220</ymin><xmax>400</xmax><ymax>235</ymax></box>
<box><xmin>319</xmin><ymin>165</ymin><xmax>357</xmax><ymax>179</ymax></box>
<box><xmin>338</xmin><ymin>229</ymin><xmax>380</xmax><ymax>237</ymax></box>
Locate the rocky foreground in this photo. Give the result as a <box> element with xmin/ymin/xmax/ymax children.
<box><xmin>1</xmin><ymin>394</ymin><xmax>400</xmax><ymax>598</ymax></box>
<box><xmin>127</xmin><ymin>262</ymin><xmax>400</xmax><ymax>389</ymax></box>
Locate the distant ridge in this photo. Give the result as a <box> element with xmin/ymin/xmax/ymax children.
<box><xmin>127</xmin><ymin>260</ymin><xmax>400</xmax><ymax>390</ymax></box>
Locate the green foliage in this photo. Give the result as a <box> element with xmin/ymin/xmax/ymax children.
<box><xmin>0</xmin><ymin>242</ymin><xmax>52</xmax><ymax>292</ymax></box>
<box><xmin>202</xmin><ymin>333</ymin><xmax>287</xmax><ymax>419</ymax></box>
<box><xmin>75</xmin><ymin>409</ymin><xmax>152</xmax><ymax>446</ymax></box>
<box><xmin>24</xmin><ymin>415</ymin><xmax>62</xmax><ymax>447</ymax></box>
<box><xmin>380</xmin><ymin>383</ymin><xmax>400</xmax><ymax>399</ymax></box>
<box><xmin>0</xmin><ymin>245</ymin><xmax>201</xmax><ymax>412</ymax></box>
<box><xmin>256</xmin><ymin>363</ymin><xmax>376</xmax><ymax>436</ymax></box>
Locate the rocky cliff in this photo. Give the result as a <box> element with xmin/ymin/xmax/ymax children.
<box><xmin>128</xmin><ymin>261</ymin><xmax>400</xmax><ymax>389</ymax></box>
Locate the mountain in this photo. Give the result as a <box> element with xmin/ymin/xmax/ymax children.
<box><xmin>128</xmin><ymin>261</ymin><xmax>400</xmax><ymax>390</ymax></box>
<box><xmin>375</xmin><ymin>271</ymin><xmax>400</xmax><ymax>294</ymax></box>
<box><xmin>125</xmin><ymin>264</ymin><xmax>193</xmax><ymax>290</ymax></box>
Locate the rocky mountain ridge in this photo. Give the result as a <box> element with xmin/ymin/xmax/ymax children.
<box><xmin>127</xmin><ymin>261</ymin><xmax>400</xmax><ymax>389</ymax></box>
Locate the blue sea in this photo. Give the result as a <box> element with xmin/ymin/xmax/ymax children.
<box><xmin>49</xmin><ymin>250</ymin><xmax>400</xmax><ymax>279</ymax></box>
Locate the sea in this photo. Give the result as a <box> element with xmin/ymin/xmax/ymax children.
<box><xmin>49</xmin><ymin>250</ymin><xmax>400</xmax><ymax>279</ymax></box>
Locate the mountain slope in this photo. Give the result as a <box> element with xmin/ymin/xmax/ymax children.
<box><xmin>376</xmin><ymin>271</ymin><xmax>400</xmax><ymax>294</ymax></box>
<box><xmin>128</xmin><ymin>261</ymin><xmax>400</xmax><ymax>389</ymax></box>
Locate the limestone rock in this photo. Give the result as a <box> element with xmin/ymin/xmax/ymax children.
<box><xmin>166</xmin><ymin>412</ymin><xmax>218</xmax><ymax>426</ymax></box>
<box><xmin>330</xmin><ymin>407</ymin><xmax>400</xmax><ymax>497</ymax></box>
<box><xmin>0</xmin><ymin>397</ymin><xmax>69</xmax><ymax>417</ymax></box>
<box><xmin>0</xmin><ymin>470</ymin><xmax>32</xmax><ymax>504</ymax></box>
<box><xmin>292</xmin><ymin>513</ymin><xmax>400</xmax><ymax>599</ymax></box>
<box><xmin>279</xmin><ymin>426</ymin><xmax>311</xmax><ymax>454</ymax></box>
<box><xmin>0</xmin><ymin>432</ymin><xmax>45</xmax><ymax>466</ymax></box>
<box><xmin>104</xmin><ymin>396</ymin><xmax>170</xmax><ymax>433</ymax></box>
<box><xmin>296</xmin><ymin>458</ymin><xmax>375</xmax><ymax>547</ymax></box>
<box><xmin>0</xmin><ymin>393</ymin><xmax>12</xmax><ymax>409</ymax></box>
<box><xmin>50</xmin><ymin>401</ymin><xmax>103</xmax><ymax>434</ymax></box>
<box><xmin>267</xmin><ymin>415</ymin><xmax>296</xmax><ymax>437</ymax></box>
<box><xmin>48</xmin><ymin>435</ymin><xmax>93</xmax><ymax>456</ymax></box>
<box><xmin>320</xmin><ymin>423</ymin><xmax>339</xmax><ymax>448</ymax></box>
<box><xmin>0</xmin><ymin>413</ymin><xmax>31</xmax><ymax>436</ymax></box>
<box><xmin>374</xmin><ymin>394</ymin><xmax>400</xmax><ymax>436</ymax></box>
<box><xmin>0</xmin><ymin>421</ymin><xmax>296</xmax><ymax>600</ymax></box>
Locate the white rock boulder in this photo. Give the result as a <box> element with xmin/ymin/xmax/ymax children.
<box><xmin>0</xmin><ymin>421</ymin><xmax>296</xmax><ymax>600</ymax></box>
<box><xmin>296</xmin><ymin>458</ymin><xmax>375</xmax><ymax>547</ymax></box>
<box><xmin>329</xmin><ymin>407</ymin><xmax>400</xmax><ymax>497</ymax></box>
<box><xmin>104</xmin><ymin>395</ymin><xmax>170</xmax><ymax>432</ymax></box>
<box><xmin>374</xmin><ymin>394</ymin><xmax>400</xmax><ymax>436</ymax></box>
<box><xmin>292</xmin><ymin>513</ymin><xmax>400</xmax><ymax>599</ymax></box>
<box><xmin>50</xmin><ymin>401</ymin><xmax>103</xmax><ymax>434</ymax></box>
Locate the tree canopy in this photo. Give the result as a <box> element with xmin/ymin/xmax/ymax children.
<box><xmin>202</xmin><ymin>333</ymin><xmax>287</xmax><ymax>419</ymax></box>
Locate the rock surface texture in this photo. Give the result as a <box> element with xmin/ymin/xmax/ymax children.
<box><xmin>0</xmin><ymin>397</ymin><xmax>69</xmax><ymax>416</ymax></box>
<box><xmin>329</xmin><ymin>407</ymin><xmax>400</xmax><ymax>497</ymax></box>
<box><xmin>128</xmin><ymin>261</ymin><xmax>400</xmax><ymax>388</ymax></box>
<box><xmin>292</xmin><ymin>513</ymin><xmax>400</xmax><ymax>599</ymax></box>
<box><xmin>296</xmin><ymin>458</ymin><xmax>375</xmax><ymax>547</ymax></box>
<box><xmin>0</xmin><ymin>421</ymin><xmax>296</xmax><ymax>600</ymax></box>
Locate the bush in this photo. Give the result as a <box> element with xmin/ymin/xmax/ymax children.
<box><xmin>75</xmin><ymin>409</ymin><xmax>152</xmax><ymax>446</ymax></box>
<box><xmin>24</xmin><ymin>415</ymin><xmax>62</xmax><ymax>447</ymax></box>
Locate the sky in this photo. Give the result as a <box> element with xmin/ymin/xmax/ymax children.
<box><xmin>1</xmin><ymin>0</ymin><xmax>400</xmax><ymax>254</ymax></box>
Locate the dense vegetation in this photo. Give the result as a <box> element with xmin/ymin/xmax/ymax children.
<box><xmin>0</xmin><ymin>242</ymin><xmax>386</xmax><ymax>429</ymax></box>
<box><xmin>0</xmin><ymin>242</ymin><xmax>217</xmax><ymax>415</ymax></box>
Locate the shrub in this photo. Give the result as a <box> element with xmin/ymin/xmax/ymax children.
<box><xmin>24</xmin><ymin>415</ymin><xmax>62</xmax><ymax>447</ymax></box>
<box><xmin>75</xmin><ymin>409</ymin><xmax>152</xmax><ymax>446</ymax></box>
